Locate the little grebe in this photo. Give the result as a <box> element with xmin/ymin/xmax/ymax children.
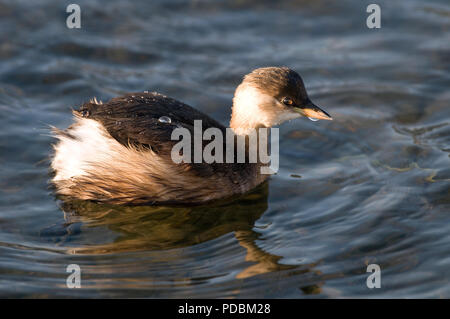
<box><xmin>51</xmin><ymin>67</ymin><xmax>332</xmax><ymax>204</ymax></box>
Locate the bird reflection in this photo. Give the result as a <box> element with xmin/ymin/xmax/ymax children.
<box><xmin>56</xmin><ymin>182</ymin><xmax>321</xmax><ymax>291</ymax></box>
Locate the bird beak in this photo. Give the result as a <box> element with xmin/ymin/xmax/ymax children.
<box><xmin>295</xmin><ymin>100</ymin><xmax>333</xmax><ymax>121</ymax></box>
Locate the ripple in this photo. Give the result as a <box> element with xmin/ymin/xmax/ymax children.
<box><xmin>48</xmin><ymin>42</ymin><xmax>160</xmax><ymax>66</ymax></box>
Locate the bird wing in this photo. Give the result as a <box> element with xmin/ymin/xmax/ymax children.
<box><xmin>75</xmin><ymin>92</ymin><xmax>231</xmax><ymax>177</ymax></box>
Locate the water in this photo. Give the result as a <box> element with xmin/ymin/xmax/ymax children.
<box><xmin>158</xmin><ymin>116</ymin><xmax>172</xmax><ymax>124</ymax></box>
<box><xmin>0</xmin><ymin>0</ymin><xmax>449</xmax><ymax>298</ymax></box>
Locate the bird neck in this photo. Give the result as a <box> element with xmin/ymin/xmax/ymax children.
<box><xmin>230</xmin><ymin>117</ymin><xmax>266</xmax><ymax>136</ymax></box>
<box><xmin>229</xmin><ymin>84</ymin><xmax>270</xmax><ymax>136</ymax></box>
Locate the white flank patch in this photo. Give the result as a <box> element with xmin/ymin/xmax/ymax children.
<box><xmin>52</xmin><ymin>118</ymin><xmax>118</xmax><ymax>181</ymax></box>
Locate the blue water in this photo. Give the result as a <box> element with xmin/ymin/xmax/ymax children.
<box><xmin>0</xmin><ymin>0</ymin><xmax>449</xmax><ymax>298</ymax></box>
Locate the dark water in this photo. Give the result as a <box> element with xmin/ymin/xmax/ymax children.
<box><xmin>0</xmin><ymin>0</ymin><xmax>449</xmax><ymax>298</ymax></box>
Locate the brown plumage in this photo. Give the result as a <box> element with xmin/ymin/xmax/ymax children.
<box><xmin>51</xmin><ymin>67</ymin><xmax>331</xmax><ymax>205</ymax></box>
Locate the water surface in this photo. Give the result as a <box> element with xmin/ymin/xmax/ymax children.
<box><xmin>0</xmin><ymin>0</ymin><xmax>449</xmax><ymax>298</ymax></box>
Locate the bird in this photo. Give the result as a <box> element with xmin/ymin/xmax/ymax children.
<box><xmin>51</xmin><ymin>67</ymin><xmax>332</xmax><ymax>205</ymax></box>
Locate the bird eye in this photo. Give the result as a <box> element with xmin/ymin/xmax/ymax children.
<box><xmin>282</xmin><ymin>97</ymin><xmax>294</xmax><ymax>106</ymax></box>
